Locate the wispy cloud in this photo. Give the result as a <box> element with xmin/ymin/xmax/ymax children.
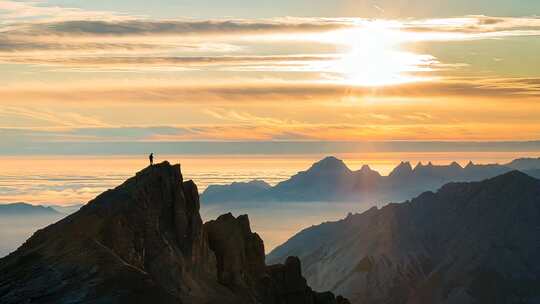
<box><xmin>2</xmin><ymin>78</ymin><xmax>539</xmax><ymax>105</ymax></box>
<box><xmin>0</xmin><ymin>0</ymin><xmax>131</xmax><ymax>22</ymax></box>
<box><xmin>402</xmin><ymin>16</ymin><xmax>540</xmax><ymax>35</ymax></box>
<box><xmin>1</xmin><ymin>13</ymin><xmax>539</xmax><ymax>72</ymax></box>
<box><xmin>0</xmin><ymin>106</ymin><xmax>110</xmax><ymax>128</ymax></box>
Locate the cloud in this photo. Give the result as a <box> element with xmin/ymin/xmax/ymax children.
<box><xmin>33</xmin><ymin>19</ymin><xmax>350</xmax><ymax>36</ymax></box>
<box><xmin>0</xmin><ymin>0</ymin><xmax>131</xmax><ymax>22</ymax></box>
<box><xmin>0</xmin><ymin>106</ymin><xmax>110</xmax><ymax>128</ymax></box>
<box><xmin>2</xmin><ymin>13</ymin><xmax>540</xmax><ymax>75</ymax></box>
<box><xmin>1</xmin><ymin>78</ymin><xmax>540</xmax><ymax>107</ymax></box>
<box><xmin>0</xmin><ymin>54</ymin><xmax>337</xmax><ymax>70</ymax></box>
<box><xmin>2</xmin><ymin>18</ymin><xmax>350</xmax><ymax>39</ymax></box>
<box><xmin>2</xmin><ymin>118</ymin><xmax>540</xmax><ymax>143</ymax></box>
<box><xmin>401</xmin><ymin>16</ymin><xmax>540</xmax><ymax>38</ymax></box>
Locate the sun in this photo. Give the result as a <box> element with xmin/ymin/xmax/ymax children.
<box><xmin>320</xmin><ymin>22</ymin><xmax>436</xmax><ymax>86</ymax></box>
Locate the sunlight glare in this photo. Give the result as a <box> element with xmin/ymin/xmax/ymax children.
<box><xmin>322</xmin><ymin>22</ymin><xmax>437</xmax><ymax>86</ymax></box>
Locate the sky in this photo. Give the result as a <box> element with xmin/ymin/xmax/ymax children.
<box><xmin>1</xmin><ymin>0</ymin><xmax>540</xmax><ymax>155</ymax></box>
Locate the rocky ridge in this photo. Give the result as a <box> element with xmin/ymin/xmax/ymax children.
<box><xmin>0</xmin><ymin>162</ymin><xmax>349</xmax><ymax>304</ymax></box>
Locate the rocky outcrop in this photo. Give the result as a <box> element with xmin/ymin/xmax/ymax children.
<box><xmin>0</xmin><ymin>162</ymin><xmax>348</xmax><ymax>304</ymax></box>
<box><xmin>263</xmin><ymin>256</ymin><xmax>351</xmax><ymax>304</ymax></box>
<box><xmin>204</xmin><ymin>213</ymin><xmax>266</xmax><ymax>291</ymax></box>
<box><xmin>268</xmin><ymin>171</ymin><xmax>540</xmax><ymax>304</ymax></box>
<box><xmin>203</xmin><ymin>213</ymin><xmax>347</xmax><ymax>304</ymax></box>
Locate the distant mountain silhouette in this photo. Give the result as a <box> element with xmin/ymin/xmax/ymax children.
<box><xmin>0</xmin><ymin>203</ymin><xmax>60</xmax><ymax>216</ymax></box>
<box><xmin>267</xmin><ymin>171</ymin><xmax>540</xmax><ymax>304</ymax></box>
<box><xmin>505</xmin><ymin>157</ymin><xmax>540</xmax><ymax>171</ymax></box>
<box><xmin>48</xmin><ymin>204</ymin><xmax>84</xmax><ymax>214</ymax></box>
<box><xmin>0</xmin><ymin>162</ymin><xmax>349</xmax><ymax>304</ymax></box>
<box><xmin>203</xmin><ymin>180</ymin><xmax>271</xmax><ymax>204</ymax></box>
<box><xmin>202</xmin><ymin>156</ymin><xmax>540</xmax><ymax>204</ymax></box>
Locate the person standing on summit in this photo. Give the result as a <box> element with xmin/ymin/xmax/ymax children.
<box><xmin>149</xmin><ymin>153</ymin><xmax>154</xmax><ymax>166</ymax></box>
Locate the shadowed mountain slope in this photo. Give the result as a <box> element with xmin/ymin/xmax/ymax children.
<box><xmin>267</xmin><ymin>171</ymin><xmax>540</xmax><ymax>304</ymax></box>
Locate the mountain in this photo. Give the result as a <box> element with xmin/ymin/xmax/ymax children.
<box><xmin>0</xmin><ymin>203</ymin><xmax>83</xmax><ymax>217</ymax></box>
<box><xmin>267</xmin><ymin>171</ymin><xmax>540</xmax><ymax>304</ymax></box>
<box><xmin>202</xmin><ymin>156</ymin><xmax>540</xmax><ymax>204</ymax></box>
<box><xmin>262</xmin><ymin>157</ymin><xmax>358</xmax><ymax>202</ymax></box>
<box><xmin>505</xmin><ymin>157</ymin><xmax>540</xmax><ymax>171</ymax></box>
<box><xmin>0</xmin><ymin>203</ymin><xmax>60</xmax><ymax>216</ymax></box>
<box><xmin>203</xmin><ymin>180</ymin><xmax>271</xmax><ymax>204</ymax></box>
<box><xmin>525</xmin><ymin>168</ymin><xmax>540</xmax><ymax>179</ymax></box>
<box><xmin>0</xmin><ymin>162</ymin><xmax>349</xmax><ymax>304</ymax></box>
<box><xmin>48</xmin><ymin>204</ymin><xmax>84</xmax><ymax>214</ymax></box>
<box><xmin>0</xmin><ymin>203</ymin><xmax>65</xmax><ymax>257</ymax></box>
<box><xmin>0</xmin><ymin>203</ymin><xmax>59</xmax><ymax>216</ymax></box>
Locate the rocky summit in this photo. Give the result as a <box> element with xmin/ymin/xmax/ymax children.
<box><xmin>0</xmin><ymin>162</ymin><xmax>349</xmax><ymax>304</ymax></box>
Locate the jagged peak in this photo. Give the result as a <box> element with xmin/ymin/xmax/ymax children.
<box><xmin>356</xmin><ymin>164</ymin><xmax>380</xmax><ymax>176</ymax></box>
<box><xmin>308</xmin><ymin>156</ymin><xmax>351</xmax><ymax>173</ymax></box>
<box><xmin>135</xmin><ymin>161</ymin><xmax>181</xmax><ymax>180</ymax></box>
<box><xmin>449</xmin><ymin>161</ymin><xmax>462</xmax><ymax>168</ymax></box>
<box><xmin>389</xmin><ymin>161</ymin><xmax>413</xmax><ymax>176</ymax></box>
<box><xmin>360</xmin><ymin>164</ymin><xmax>372</xmax><ymax>171</ymax></box>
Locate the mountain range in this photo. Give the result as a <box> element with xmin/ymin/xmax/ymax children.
<box><xmin>202</xmin><ymin>157</ymin><xmax>540</xmax><ymax>204</ymax></box>
<box><xmin>267</xmin><ymin>170</ymin><xmax>540</xmax><ymax>304</ymax></box>
<box><xmin>0</xmin><ymin>203</ymin><xmax>60</xmax><ymax>216</ymax></box>
<box><xmin>0</xmin><ymin>162</ymin><xmax>349</xmax><ymax>304</ymax></box>
<box><xmin>0</xmin><ymin>203</ymin><xmax>83</xmax><ymax>216</ymax></box>
<box><xmin>0</xmin><ymin>203</ymin><xmax>84</xmax><ymax>258</ymax></box>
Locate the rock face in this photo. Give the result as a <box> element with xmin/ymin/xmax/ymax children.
<box><xmin>0</xmin><ymin>162</ymin><xmax>347</xmax><ymax>304</ymax></box>
<box><xmin>267</xmin><ymin>171</ymin><xmax>540</xmax><ymax>304</ymax></box>
<box><xmin>203</xmin><ymin>213</ymin><xmax>347</xmax><ymax>304</ymax></box>
<box><xmin>204</xmin><ymin>213</ymin><xmax>266</xmax><ymax>292</ymax></box>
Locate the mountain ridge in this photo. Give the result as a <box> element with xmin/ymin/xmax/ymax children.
<box><xmin>0</xmin><ymin>203</ymin><xmax>60</xmax><ymax>216</ymax></box>
<box><xmin>267</xmin><ymin>170</ymin><xmax>540</xmax><ymax>304</ymax></box>
<box><xmin>0</xmin><ymin>162</ymin><xmax>349</xmax><ymax>304</ymax></box>
<box><xmin>202</xmin><ymin>156</ymin><xmax>540</xmax><ymax>204</ymax></box>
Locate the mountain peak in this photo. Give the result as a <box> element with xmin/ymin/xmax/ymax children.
<box><xmin>308</xmin><ymin>156</ymin><xmax>351</xmax><ymax>174</ymax></box>
<box><xmin>484</xmin><ymin>169</ymin><xmax>538</xmax><ymax>184</ymax></box>
<box><xmin>389</xmin><ymin>161</ymin><xmax>413</xmax><ymax>177</ymax></box>
<box><xmin>449</xmin><ymin>161</ymin><xmax>462</xmax><ymax>168</ymax></box>
<box><xmin>506</xmin><ymin>157</ymin><xmax>540</xmax><ymax>170</ymax></box>
<box><xmin>360</xmin><ymin>164</ymin><xmax>372</xmax><ymax>171</ymax></box>
<box><xmin>440</xmin><ymin>170</ymin><xmax>539</xmax><ymax>196</ymax></box>
<box><xmin>135</xmin><ymin>161</ymin><xmax>180</xmax><ymax>179</ymax></box>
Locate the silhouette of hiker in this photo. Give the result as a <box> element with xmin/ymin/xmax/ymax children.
<box><xmin>149</xmin><ymin>153</ymin><xmax>154</xmax><ymax>166</ymax></box>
